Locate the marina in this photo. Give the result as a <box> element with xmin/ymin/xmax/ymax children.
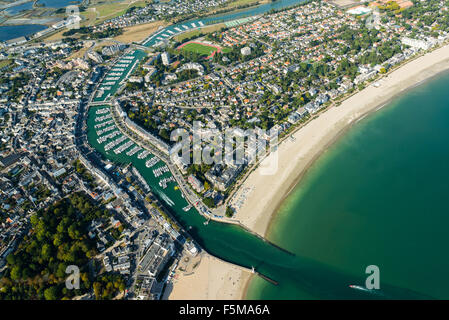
<box><xmin>153</xmin><ymin>165</ymin><xmax>169</xmax><ymax>177</ymax></box>
<box><xmin>145</xmin><ymin>156</ymin><xmax>160</xmax><ymax>168</ymax></box>
<box><xmin>97</xmin><ymin>130</ymin><xmax>120</xmax><ymax>144</ymax></box>
<box><xmin>104</xmin><ymin>135</ymin><xmax>126</xmax><ymax>151</ymax></box>
<box><xmin>96</xmin><ymin>108</ymin><xmax>110</xmax><ymax>115</ymax></box>
<box><xmin>113</xmin><ymin>140</ymin><xmax>133</xmax><ymax>155</ymax></box>
<box><xmin>94</xmin><ymin>113</ymin><xmax>112</xmax><ymax>122</ymax></box>
<box><xmin>137</xmin><ymin>150</ymin><xmax>151</xmax><ymax>160</ymax></box>
<box><xmin>96</xmin><ymin>125</ymin><xmax>116</xmax><ymax>136</ymax></box>
<box><xmin>126</xmin><ymin>145</ymin><xmax>142</xmax><ymax>157</ymax></box>
<box><xmin>94</xmin><ymin>119</ymin><xmax>114</xmax><ymax>129</ymax></box>
<box><xmin>159</xmin><ymin>176</ymin><xmax>176</xmax><ymax>189</ymax></box>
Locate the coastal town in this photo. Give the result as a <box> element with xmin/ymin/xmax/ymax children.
<box><xmin>1</xmin><ymin>0</ymin><xmax>449</xmax><ymax>301</ymax></box>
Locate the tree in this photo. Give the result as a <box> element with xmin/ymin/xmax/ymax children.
<box><xmin>225</xmin><ymin>206</ymin><xmax>234</xmax><ymax>218</ymax></box>
<box><xmin>93</xmin><ymin>282</ymin><xmax>102</xmax><ymax>299</ymax></box>
<box><xmin>10</xmin><ymin>266</ymin><xmax>21</xmax><ymax>281</ymax></box>
<box><xmin>41</xmin><ymin>243</ymin><xmax>52</xmax><ymax>261</ymax></box>
<box><xmin>203</xmin><ymin>197</ymin><xmax>215</xmax><ymax>208</ymax></box>
<box><xmin>44</xmin><ymin>286</ymin><xmax>60</xmax><ymax>300</ymax></box>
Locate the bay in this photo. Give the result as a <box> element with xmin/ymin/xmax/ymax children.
<box><xmin>247</xmin><ymin>71</ymin><xmax>449</xmax><ymax>299</ymax></box>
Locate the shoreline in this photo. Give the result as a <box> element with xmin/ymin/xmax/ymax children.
<box><xmin>163</xmin><ymin>253</ymin><xmax>251</xmax><ymax>300</ymax></box>
<box><xmin>262</xmin><ymin>64</ymin><xmax>449</xmax><ymax>240</ymax></box>
<box><xmin>231</xmin><ymin>42</ymin><xmax>449</xmax><ymax>299</ymax></box>
<box><xmin>236</xmin><ymin>42</ymin><xmax>449</xmax><ymax>237</ymax></box>
<box><xmin>166</xmin><ymin>43</ymin><xmax>449</xmax><ymax>301</ymax></box>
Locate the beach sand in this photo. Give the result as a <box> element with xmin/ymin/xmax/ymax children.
<box><xmin>167</xmin><ymin>43</ymin><xmax>449</xmax><ymax>300</ymax></box>
<box><xmin>234</xmin><ymin>43</ymin><xmax>449</xmax><ymax>238</ymax></box>
<box><xmin>164</xmin><ymin>253</ymin><xmax>251</xmax><ymax>300</ymax></box>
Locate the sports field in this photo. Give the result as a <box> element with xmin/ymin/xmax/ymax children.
<box><xmin>178</xmin><ymin>41</ymin><xmax>231</xmax><ymax>59</ymax></box>
<box><xmin>180</xmin><ymin>42</ymin><xmax>219</xmax><ymax>56</ymax></box>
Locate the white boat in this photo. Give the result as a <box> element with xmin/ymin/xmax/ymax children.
<box><xmin>145</xmin><ymin>157</ymin><xmax>159</xmax><ymax>168</ymax></box>
<box><xmin>137</xmin><ymin>150</ymin><xmax>150</xmax><ymax>159</ymax></box>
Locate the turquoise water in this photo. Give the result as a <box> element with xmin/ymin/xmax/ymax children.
<box><xmin>86</xmin><ymin>70</ymin><xmax>449</xmax><ymax>299</ymax></box>
<box><xmin>87</xmin><ymin>106</ymin><xmax>297</xmax><ymax>281</ymax></box>
<box><xmin>94</xmin><ymin>50</ymin><xmax>147</xmax><ymax>102</ymax></box>
<box><xmin>82</xmin><ymin>0</ymin><xmax>449</xmax><ymax>299</ymax></box>
<box><xmin>247</xmin><ymin>72</ymin><xmax>449</xmax><ymax>299</ymax></box>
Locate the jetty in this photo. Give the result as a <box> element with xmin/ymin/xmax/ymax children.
<box><xmin>252</xmin><ymin>266</ymin><xmax>278</xmax><ymax>285</ymax></box>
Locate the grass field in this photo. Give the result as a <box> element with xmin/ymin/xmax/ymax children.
<box><xmin>178</xmin><ymin>41</ymin><xmax>231</xmax><ymax>58</ymax></box>
<box><xmin>180</xmin><ymin>43</ymin><xmax>219</xmax><ymax>56</ymax></box>
<box><xmin>174</xmin><ymin>23</ymin><xmax>226</xmax><ymax>42</ymax></box>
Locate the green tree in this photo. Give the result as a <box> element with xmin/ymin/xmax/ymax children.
<box><xmin>44</xmin><ymin>286</ymin><xmax>60</xmax><ymax>300</ymax></box>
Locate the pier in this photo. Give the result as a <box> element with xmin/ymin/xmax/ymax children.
<box><xmin>257</xmin><ymin>272</ymin><xmax>279</xmax><ymax>286</ymax></box>
<box><xmin>252</xmin><ymin>266</ymin><xmax>278</xmax><ymax>285</ymax></box>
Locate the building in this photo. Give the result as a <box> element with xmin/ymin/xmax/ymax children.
<box><xmin>205</xmin><ymin>164</ymin><xmax>242</xmax><ymax>191</ymax></box>
<box><xmin>401</xmin><ymin>37</ymin><xmax>435</xmax><ymax>50</ymax></box>
<box><xmin>161</xmin><ymin>52</ymin><xmax>170</xmax><ymax>66</ymax></box>
<box><xmin>34</xmin><ymin>27</ymin><xmax>55</xmax><ymax>39</ymax></box>
<box><xmin>129</xmin><ymin>76</ymin><xmax>143</xmax><ymax>83</ymax></box>
<box><xmin>188</xmin><ymin>174</ymin><xmax>204</xmax><ymax>193</ymax></box>
<box><xmin>176</xmin><ymin>62</ymin><xmax>204</xmax><ymax>76</ymax></box>
<box><xmin>0</xmin><ymin>152</ymin><xmax>26</xmax><ymax>168</ymax></box>
<box><xmin>297</xmin><ymin>107</ymin><xmax>309</xmax><ymax>118</ymax></box>
<box><xmin>102</xmin><ymin>44</ymin><xmax>127</xmax><ymax>56</ymax></box>
<box><xmin>135</xmin><ymin>275</ymin><xmax>164</xmax><ymax>300</ymax></box>
<box><xmin>287</xmin><ymin>112</ymin><xmax>300</xmax><ymax>124</ymax></box>
<box><xmin>139</xmin><ymin>234</ymin><xmax>174</xmax><ymax>277</ymax></box>
<box><xmin>87</xmin><ymin>51</ymin><xmax>104</xmax><ymax>64</ymax></box>
<box><xmin>144</xmin><ymin>67</ymin><xmax>158</xmax><ymax>82</ymax></box>
<box><xmin>5</xmin><ymin>37</ymin><xmax>27</xmax><ymax>47</ymax></box>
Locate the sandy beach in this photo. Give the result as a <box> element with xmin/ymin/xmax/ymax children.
<box><xmin>233</xmin><ymin>42</ymin><xmax>449</xmax><ymax>238</ymax></box>
<box><xmin>163</xmin><ymin>253</ymin><xmax>251</xmax><ymax>300</ymax></box>
<box><xmin>167</xmin><ymin>43</ymin><xmax>449</xmax><ymax>300</ymax></box>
